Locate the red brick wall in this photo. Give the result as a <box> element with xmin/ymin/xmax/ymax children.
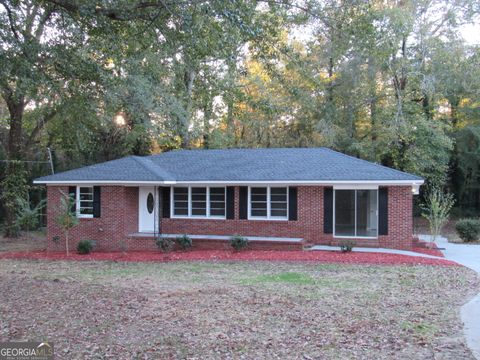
<box><xmin>46</xmin><ymin>185</ymin><xmax>415</xmax><ymax>252</ymax></box>
<box><xmin>378</xmin><ymin>186</ymin><xmax>414</xmax><ymax>249</ymax></box>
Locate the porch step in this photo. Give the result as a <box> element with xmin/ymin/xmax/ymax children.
<box><xmin>129</xmin><ymin>232</ymin><xmax>304</xmax><ymax>243</ymax></box>
<box><xmin>412</xmin><ymin>235</ymin><xmax>431</xmax><ymax>248</ymax></box>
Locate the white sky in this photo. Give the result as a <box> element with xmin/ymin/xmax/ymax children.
<box><xmin>460</xmin><ymin>22</ymin><xmax>480</xmax><ymax>45</ymax></box>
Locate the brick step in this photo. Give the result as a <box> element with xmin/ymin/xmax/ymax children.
<box><xmin>412</xmin><ymin>236</ymin><xmax>436</xmax><ymax>249</ymax></box>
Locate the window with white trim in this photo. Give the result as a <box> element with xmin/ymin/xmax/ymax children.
<box><xmin>77</xmin><ymin>186</ymin><xmax>93</xmax><ymax>218</ymax></box>
<box><xmin>172</xmin><ymin>187</ymin><xmax>226</xmax><ymax>218</ymax></box>
<box><xmin>249</xmin><ymin>186</ymin><xmax>288</xmax><ymax>220</ymax></box>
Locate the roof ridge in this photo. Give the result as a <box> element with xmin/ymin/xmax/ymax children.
<box><xmin>321</xmin><ymin>148</ymin><xmax>423</xmax><ymax>180</ymax></box>
<box><xmin>131</xmin><ymin>156</ymin><xmax>175</xmax><ymax>181</ymax></box>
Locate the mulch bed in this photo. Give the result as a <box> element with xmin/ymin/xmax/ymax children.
<box><xmin>411</xmin><ymin>247</ymin><xmax>445</xmax><ymax>257</ymax></box>
<box><xmin>0</xmin><ymin>249</ymin><xmax>457</xmax><ymax>266</ymax></box>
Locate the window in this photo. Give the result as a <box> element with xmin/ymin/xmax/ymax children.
<box><xmin>77</xmin><ymin>186</ymin><xmax>93</xmax><ymax>218</ymax></box>
<box><xmin>209</xmin><ymin>187</ymin><xmax>226</xmax><ymax>217</ymax></box>
<box><xmin>250</xmin><ymin>187</ymin><xmax>267</xmax><ymax>217</ymax></box>
<box><xmin>249</xmin><ymin>187</ymin><xmax>288</xmax><ymax>220</ymax></box>
<box><xmin>173</xmin><ymin>187</ymin><xmax>189</xmax><ymax>216</ymax></box>
<box><xmin>334</xmin><ymin>189</ymin><xmax>378</xmax><ymax>238</ymax></box>
<box><xmin>191</xmin><ymin>187</ymin><xmax>207</xmax><ymax>216</ymax></box>
<box><xmin>172</xmin><ymin>187</ymin><xmax>226</xmax><ymax>218</ymax></box>
<box><xmin>146</xmin><ymin>193</ymin><xmax>154</xmax><ymax>214</ymax></box>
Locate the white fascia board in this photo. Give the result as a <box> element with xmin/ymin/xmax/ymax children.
<box><xmin>333</xmin><ymin>184</ymin><xmax>379</xmax><ymax>190</ymax></box>
<box><xmin>33</xmin><ymin>180</ymin><xmax>173</xmax><ymax>186</ymax></box>
<box><xmin>34</xmin><ymin>179</ymin><xmax>424</xmax><ymax>187</ymax></box>
<box><xmin>172</xmin><ymin>180</ymin><xmax>425</xmax><ymax>186</ymax></box>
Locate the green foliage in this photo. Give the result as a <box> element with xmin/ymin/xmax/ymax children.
<box><xmin>15</xmin><ymin>198</ymin><xmax>46</xmax><ymax>231</ymax></box>
<box><xmin>176</xmin><ymin>234</ymin><xmax>193</xmax><ymax>251</ymax></box>
<box><xmin>451</xmin><ymin>126</ymin><xmax>480</xmax><ymax>210</ymax></box>
<box><xmin>421</xmin><ymin>189</ymin><xmax>455</xmax><ymax>242</ymax></box>
<box><xmin>0</xmin><ymin>161</ymin><xmax>29</xmax><ymax>237</ymax></box>
<box><xmin>155</xmin><ymin>237</ymin><xmax>175</xmax><ymax>253</ymax></box>
<box><xmin>229</xmin><ymin>235</ymin><xmax>249</xmax><ymax>251</ymax></box>
<box><xmin>1</xmin><ymin>0</ymin><xmax>479</xmax><ymax>216</ymax></box>
<box><xmin>339</xmin><ymin>240</ymin><xmax>355</xmax><ymax>253</ymax></box>
<box><xmin>77</xmin><ymin>240</ymin><xmax>95</xmax><ymax>255</ymax></box>
<box><xmin>455</xmin><ymin>219</ymin><xmax>480</xmax><ymax>242</ymax></box>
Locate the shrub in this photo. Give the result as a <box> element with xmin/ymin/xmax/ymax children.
<box><xmin>421</xmin><ymin>188</ymin><xmax>455</xmax><ymax>242</ymax></box>
<box><xmin>339</xmin><ymin>240</ymin><xmax>355</xmax><ymax>253</ymax></box>
<box><xmin>156</xmin><ymin>237</ymin><xmax>175</xmax><ymax>253</ymax></box>
<box><xmin>455</xmin><ymin>219</ymin><xmax>480</xmax><ymax>242</ymax></box>
<box><xmin>229</xmin><ymin>235</ymin><xmax>249</xmax><ymax>251</ymax></box>
<box><xmin>77</xmin><ymin>239</ymin><xmax>95</xmax><ymax>254</ymax></box>
<box><xmin>176</xmin><ymin>234</ymin><xmax>192</xmax><ymax>251</ymax></box>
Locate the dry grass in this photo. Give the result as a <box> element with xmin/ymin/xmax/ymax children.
<box><xmin>0</xmin><ymin>230</ymin><xmax>47</xmax><ymax>252</ymax></box>
<box><xmin>0</xmin><ymin>259</ymin><xmax>478</xmax><ymax>359</ymax></box>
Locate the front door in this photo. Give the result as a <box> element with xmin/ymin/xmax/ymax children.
<box><xmin>138</xmin><ymin>187</ymin><xmax>159</xmax><ymax>232</ymax></box>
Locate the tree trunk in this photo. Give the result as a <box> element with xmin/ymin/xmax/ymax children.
<box><xmin>3</xmin><ymin>92</ymin><xmax>26</xmax><ymax>237</ymax></box>
<box><xmin>450</xmin><ymin>99</ymin><xmax>459</xmax><ymax>128</ymax></box>
<box><xmin>5</xmin><ymin>93</ymin><xmax>25</xmax><ymax>160</ymax></box>
<box><xmin>65</xmin><ymin>231</ymin><xmax>69</xmax><ymax>256</ymax></box>
<box><xmin>203</xmin><ymin>100</ymin><xmax>212</xmax><ymax>149</ymax></box>
<box><xmin>367</xmin><ymin>56</ymin><xmax>377</xmax><ymax>160</ymax></box>
<box><xmin>181</xmin><ymin>69</ymin><xmax>196</xmax><ymax>149</ymax></box>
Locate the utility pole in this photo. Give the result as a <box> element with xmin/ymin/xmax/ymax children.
<box><xmin>47</xmin><ymin>147</ymin><xmax>54</xmax><ymax>174</ymax></box>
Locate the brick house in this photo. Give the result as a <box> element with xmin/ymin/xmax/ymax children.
<box><xmin>34</xmin><ymin>148</ymin><xmax>424</xmax><ymax>251</ymax></box>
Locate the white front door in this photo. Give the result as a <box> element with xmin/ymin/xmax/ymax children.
<box><xmin>138</xmin><ymin>187</ymin><xmax>159</xmax><ymax>232</ymax></box>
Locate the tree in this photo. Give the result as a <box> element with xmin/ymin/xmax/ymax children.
<box><xmin>55</xmin><ymin>191</ymin><xmax>79</xmax><ymax>255</ymax></box>
<box><xmin>421</xmin><ymin>188</ymin><xmax>455</xmax><ymax>243</ymax></box>
<box><xmin>0</xmin><ymin>161</ymin><xmax>28</xmax><ymax>236</ymax></box>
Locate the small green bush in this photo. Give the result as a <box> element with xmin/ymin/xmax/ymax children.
<box><xmin>156</xmin><ymin>237</ymin><xmax>175</xmax><ymax>253</ymax></box>
<box><xmin>339</xmin><ymin>240</ymin><xmax>355</xmax><ymax>253</ymax></box>
<box><xmin>176</xmin><ymin>234</ymin><xmax>192</xmax><ymax>251</ymax></box>
<box><xmin>455</xmin><ymin>219</ymin><xmax>480</xmax><ymax>242</ymax></box>
<box><xmin>77</xmin><ymin>239</ymin><xmax>95</xmax><ymax>254</ymax></box>
<box><xmin>229</xmin><ymin>235</ymin><xmax>249</xmax><ymax>251</ymax></box>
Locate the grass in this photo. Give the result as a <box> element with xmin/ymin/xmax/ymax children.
<box><xmin>242</xmin><ymin>271</ymin><xmax>316</xmax><ymax>285</ymax></box>
<box><xmin>0</xmin><ymin>259</ymin><xmax>478</xmax><ymax>359</ymax></box>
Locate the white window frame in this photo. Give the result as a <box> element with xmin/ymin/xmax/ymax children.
<box><xmin>333</xmin><ymin>189</ymin><xmax>379</xmax><ymax>239</ymax></box>
<box><xmin>248</xmin><ymin>186</ymin><xmax>289</xmax><ymax>221</ymax></box>
<box><xmin>76</xmin><ymin>186</ymin><xmax>94</xmax><ymax>219</ymax></box>
<box><xmin>170</xmin><ymin>186</ymin><xmax>226</xmax><ymax>219</ymax></box>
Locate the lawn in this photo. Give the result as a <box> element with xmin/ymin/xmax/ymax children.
<box><xmin>0</xmin><ymin>260</ymin><xmax>478</xmax><ymax>359</ymax></box>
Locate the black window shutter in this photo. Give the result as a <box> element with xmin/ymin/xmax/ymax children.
<box><xmin>323</xmin><ymin>187</ymin><xmax>333</xmax><ymax>234</ymax></box>
<box><xmin>226</xmin><ymin>187</ymin><xmax>235</xmax><ymax>219</ymax></box>
<box><xmin>162</xmin><ymin>187</ymin><xmax>171</xmax><ymax>218</ymax></box>
<box><xmin>93</xmin><ymin>186</ymin><xmax>101</xmax><ymax>218</ymax></box>
<box><xmin>378</xmin><ymin>187</ymin><xmax>388</xmax><ymax>235</ymax></box>
<box><xmin>288</xmin><ymin>187</ymin><xmax>298</xmax><ymax>221</ymax></box>
<box><xmin>68</xmin><ymin>186</ymin><xmax>76</xmax><ymax>213</ymax></box>
<box><xmin>239</xmin><ymin>186</ymin><xmax>248</xmax><ymax>219</ymax></box>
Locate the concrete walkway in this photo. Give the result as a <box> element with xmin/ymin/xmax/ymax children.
<box><xmin>308</xmin><ymin>244</ymin><xmax>443</xmax><ymax>259</ymax></box>
<box><xmin>420</xmin><ymin>235</ymin><xmax>480</xmax><ymax>360</ymax></box>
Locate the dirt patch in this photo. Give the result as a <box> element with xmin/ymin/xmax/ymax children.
<box><xmin>0</xmin><ymin>260</ymin><xmax>478</xmax><ymax>359</ymax></box>
<box><xmin>0</xmin><ymin>231</ymin><xmax>46</xmax><ymax>252</ymax></box>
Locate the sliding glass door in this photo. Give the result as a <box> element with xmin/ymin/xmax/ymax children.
<box><xmin>334</xmin><ymin>189</ymin><xmax>378</xmax><ymax>238</ymax></box>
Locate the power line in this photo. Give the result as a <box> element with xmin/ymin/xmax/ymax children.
<box><xmin>0</xmin><ymin>160</ymin><xmax>51</xmax><ymax>163</ymax></box>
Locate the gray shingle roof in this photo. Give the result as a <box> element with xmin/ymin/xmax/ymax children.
<box><xmin>34</xmin><ymin>147</ymin><xmax>423</xmax><ymax>183</ymax></box>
